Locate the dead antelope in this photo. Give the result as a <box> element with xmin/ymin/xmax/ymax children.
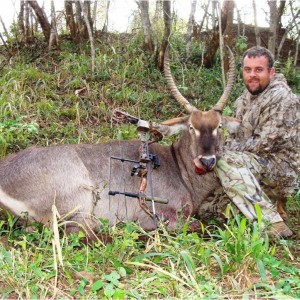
<box><xmin>0</xmin><ymin>48</ymin><xmax>240</xmax><ymax>235</ymax></box>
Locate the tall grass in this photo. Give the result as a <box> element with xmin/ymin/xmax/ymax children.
<box><xmin>0</xmin><ymin>33</ymin><xmax>246</xmax><ymax>155</ymax></box>
<box><xmin>1</xmin><ymin>212</ymin><xmax>300</xmax><ymax>299</ymax></box>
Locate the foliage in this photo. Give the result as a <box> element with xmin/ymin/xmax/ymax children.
<box><xmin>0</xmin><ymin>115</ymin><xmax>38</xmax><ymax>156</ymax></box>
<box><xmin>0</xmin><ymin>211</ymin><xmax>300</xmax><ymax>299</ymax></box>
<box><xmin>0</xmin><ymin>34</ymin><xmax>246</xmax><ymax>155</ymax></box>
<box><xmin>279</xmin><ymin>57</ymin><xmax>300</xmax><ymax>94</ymax></box>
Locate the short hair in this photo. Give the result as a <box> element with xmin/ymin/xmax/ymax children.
<box><xmin>242</xmin><ymin>46</ymin><xmax>274</xmax><ymax>70</ymax></box>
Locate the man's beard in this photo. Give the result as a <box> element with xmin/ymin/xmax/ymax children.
<box><xmin>245</xmin><ymin>82</ymin><xmax>268</xmax><ymax>95</ymax></box>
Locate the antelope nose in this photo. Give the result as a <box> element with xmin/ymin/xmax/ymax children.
<box><xmin>200</xmin><ymin>157</ymin><xmax>216</xmax><ymax>170</ymax></box>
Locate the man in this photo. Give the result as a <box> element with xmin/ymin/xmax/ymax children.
<box><xmin>215</xmin><ymin>46</ymin><xmax>299</xmax><ymax>238</ymax></box>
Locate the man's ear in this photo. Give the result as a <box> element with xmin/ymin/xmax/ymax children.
<box><xmin>151</xmin><ymin>116</ymin><xmax>189</xmax><ymax>137</ymax></box>
<box><xmin>221</xmin><ymin>116</ymin><xmax>241</xmax><ymax>134</ymax></box>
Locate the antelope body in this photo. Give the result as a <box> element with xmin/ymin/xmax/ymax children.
<box><xmin>0</xmin><ymin>48</ymin><xmax>240</xmax><ymax>234</ymax></box>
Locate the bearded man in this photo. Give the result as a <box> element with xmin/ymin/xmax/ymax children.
<box><xmin>214</xmin><ymin>46</ymin><xmax>299</xmax><ymax>238</ymax></box>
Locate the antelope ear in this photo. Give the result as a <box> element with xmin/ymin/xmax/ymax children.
<box><xmin>151</xmin><ymin>116</ymin><xmax>189</xmax><ymax>137</ymax></box>
<box><xmin>221</xmin><ymin>116</ymin><xmax>241</xmax><ymax>134</ymax></box>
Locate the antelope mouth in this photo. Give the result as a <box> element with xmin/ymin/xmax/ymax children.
<box><xmin>193</xmin><ymin>156</ymin><xmax>216</xmax><ymax>175</ymax></box>
<box><xmin>194</xmin><ymin>165</ymin><xmax>209</xmax><ymax>175</ymax></box>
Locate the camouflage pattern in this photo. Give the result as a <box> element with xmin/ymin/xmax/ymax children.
<box><xmin>212</xmin><ymin>73</ymin><xmax>300</xmax><ymax>224</ymax></box>
<box><xmin>215</xmin><ymin>151</ymin><xmax>283</xmax><ymax>223</ymax></box>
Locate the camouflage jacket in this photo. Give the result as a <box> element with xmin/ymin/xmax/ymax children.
<box><xmin>227</xmin><ymin>73</ymin><xmax>300</xmax><ymax>174</ymax></box>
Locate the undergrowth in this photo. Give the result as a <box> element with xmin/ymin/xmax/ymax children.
<box><xmin>0</xmin><ymin>33</ymin><xmax>246</xmax><ymax>156</ymax></box>
<box><xmin>0</xmin><ymin>211</ymin><xmax>300</xmax><ymax>299</ymax></box>
<box><xmin>0</xmin><ymin>33</ymin><xmax>300</xmax><ymax>299</ymax></box>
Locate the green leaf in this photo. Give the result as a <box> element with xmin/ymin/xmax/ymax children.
<box><xmin>133</xmin><ymin>252</ymin><xmax>173</xmax><ymax>262</ymax></box>
<box><xmin>105</xmin><ymin>271</ymin><xmax>120</xmax><ymax>286</ymax></box>
<box><xmin>91</xmin><ymin>280</ymin><xmax>104</xmax><ymax>292</ymax></box>
<box><xmin>254</xmin><ymin>204</ymin><xmax>263</xmax><ymax>227</ymax></box>
<box><xmin>33</xmin><ymin>267</ymin><xmax>43</xmax><ymax>278</ymax></box>
<box><xmin>256</xmin><ymin>259</ymin><xmax>267</xmax><ymax>283</ymax></box>
<box><xmin>224</xmin><ymin>203</ymin><xmax>232</xmax><ymax>219</ymax></box>
<box><xmin>69</xmin><ymin>288</ymin><xmax>76</xmax><ymax>296</ymax></box>
<box><xmin>118</xmin><ymin>267</ymin><xmax>127</xmax><ymax>277</ymax></box>
<box><xmin>180</xmin><ymin>250</ymin><xmax>196</xmax><ymax>277</ymax></box>
<box><xmin>78</xmin><ymin>284</ymin><xmax>85</xmax><ymax>296</ymax></box>
<box><xmin>104</xmin><ymin>283</ymin><xmax>115</xmax><ymax>297</ymax></box>
<box><xmin>239</xmin><ymin>217</ymin><xmax>247</xmax><ymax>235</ymax></box>
<box><xmin>113</xmin><ymin>288</ymin><xmax>126</xmax><ymax>299</ymax></box>
<box><xmin>211</xmin><ymin>253</ymin><xmax>224</xmax><ymax>275</ymax></box>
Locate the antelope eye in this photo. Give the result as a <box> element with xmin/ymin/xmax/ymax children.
<box><xmin>189</xmin><ymin>124</ymin><xmax>194</xmax><ymax>131</ymax></box>
<box><xmin>218</xmin><ymin>122</ymin><xmax>223</xmax><ymax>128</ymax></box>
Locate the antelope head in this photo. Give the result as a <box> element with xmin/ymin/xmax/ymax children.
<box><xmin>152</xmin><ymin>47</ymin><xmax>240</xmax><ymax>175</ymax></box>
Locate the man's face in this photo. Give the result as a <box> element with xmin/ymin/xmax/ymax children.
<box><xmin>242</xmin><ymin>55</ymin><xmax>275</xmax><ymax>95</ymax></box>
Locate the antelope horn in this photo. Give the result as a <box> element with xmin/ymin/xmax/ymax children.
<box><xmin>212</xmin><ymin>46</ymin><xmax>236</xmax><ymax>112</ymax></box>
<box><xmin>164</xmin><ymin>47</ymin><xmax>198</xmax><ymax>113</ymax></box>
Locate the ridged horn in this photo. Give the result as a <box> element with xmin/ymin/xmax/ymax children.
<box><xmin>164</xmin><ymin>47</ymin><xmax>198</xmax><ymax>113</ymax></box>
<box><xmin>212</xmin><ymin>46</ymin><xmax>236</xmax><ymax>112</ymax></box>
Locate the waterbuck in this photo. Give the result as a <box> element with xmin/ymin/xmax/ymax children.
<box><xmin>0</xmin><ymin>48</ymin><xmax>240</xmax><ymax>235</ymax></box>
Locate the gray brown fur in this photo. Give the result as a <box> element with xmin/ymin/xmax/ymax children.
<box><xmin>0</xmin><ymin>113</ymin><xmax>239</xmax><ymax>233</ymax></box>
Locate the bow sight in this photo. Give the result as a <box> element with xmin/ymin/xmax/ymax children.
<box><xmin>109</xmin><ymin>110</ymin><xmax>168</xmax><ymax>228</ymax></box>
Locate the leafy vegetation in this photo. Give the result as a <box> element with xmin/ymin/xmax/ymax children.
<box><xmin>0</xmin><ymin>33</ymin><xmax>300</xmax><ymax>299</ymax></box>
<box><xmin>1</xmin><ymin>211</ymin><xmax>300</xmax><ymax>299</ymax></box>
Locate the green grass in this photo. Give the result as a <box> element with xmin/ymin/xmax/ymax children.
<box><xmin>1</xmin><ymin>212</ymin><xmax>300</xmax><ymax>299</ymax></box>
<box><xmin>0</xmin><ymin>33</ymin><xmax>300</xmax><ymax>298</ymax></box>
<box><xmin>0</xmin><ymin>33</ymin><xmax>247</xmax><ymax>154</ymax></box>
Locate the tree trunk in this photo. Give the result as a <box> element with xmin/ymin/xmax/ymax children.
<box><xmin>223</xmin><ymin>0</ymin><xmax>234</xmax><ymax>72</ymax></box>
<box><xmin>197</xmin><ymin>1</ymin><xmax>210</xmax><ymax>34</ymax></box>
<box><xmin>92</xmin><ymin>0</ymin><xmax>98</xmax><ymax>33</ymax></box>
<box><xmin>31</xmin><ymin>7</ymin><xmax>37</xmax><ymax>37</ymax></box>
<box><xmin>0</xmin><ymin>16</ymin><xmax>9</xmax><ymax>39</ymax></box>
<box><xmin>102</xmin><ymin>0</ymin><xmax>110</xmax><ymax>32</ymax></box>
<box><xmin>65</xmin><ymin>1</ymin><xmax>78</xmax><ymax>41</ymax></box>
<box><xmin>235</xmin><ymin>3</ymin><xmax>241</xmax><ymax>37</ymax></box>
<box><xmin>19</xmin><ymin>1</ymin><xmax>25</xmax><ymax>38</ymax></box>
<box><xmin>186</xmin><ymin>0</ymin><xmax>197</xmax><ymax>58</ymax></box>
<box><xmin>152</xmin><ymin>0</ymin><xmax>162</xmax><ymax>60</ymax></box>
<box><xmin>48</xmin><ymin>0</ymin><xmax>60</xmax><ymax>50</ymax></box>
<box><xmin>80</xmin><ymin>0</ymin><xmax>95</xmax><ymax>72</ymax></box>
<box><xmin>277</xmin><ymin>6</ymin><xmax>300</xmax><ymax>59</ymax></box>
<box><xmin>18</xmin><ymin>0</ymin><xmax>30</xmax><ymax>43</ymax></box>
<box><xmin>268</xmin><ymin>0</ymin><xmax>285</xmax><ymax>55</ymax></box>
<box><xmin>0</xmin><ymin>31</ymin><xmax>13</xmax><ymax>58</ymax></box>
<box><xmin>138</xmin><ymin>0</ymin><xmax>153</xmax><ymax>52</ymax></box>
<box><xmin>159</xmin><ymin>0</ymin><xmax>171</xmax><ymax>70</ymax></box>
<box><xmin>25</xmin><ymin>0</ymin><xmax>30</xmax><ymax>42</ymax></box>
<box><xmin>218</xmin><ymin>1</ymin><xmax>225</xmax><ymax>88</ymax></box>
<box><xmin>252</xmin><ymin>0</ymin><xmax>261</xmax><ymax>46</ymax></box>
<box><xmin>268</xmin><ymin>0</ymin><xmax>277</xmax><ymax>54</ymax></box>
<box><xmin>290</xmin><ymin>1</ymin><xmax>300</xmax><ymax>68</ymax></box>
<box><xmin>203</xmin><ymin>0</ymin><xmax>231</xmax><ymax>68</ymax></box>
<box><xmin>28</xmin><ymin>0</ymin><xmax>51</xmax><ymax>41</ymax></box>
<box><xmin>75</xmin><ymin>0</ymin><xmax>87</xmax><ymax>39</ymax></box>
<box><xmin>277</xmin><ymin>0</ymin><xmax>286</xmax><ymax>22</ymax></box>
<box><xmin>84</xmin><ymin>1</ymin><xmax>93</xmax><ymax>36</ymax></box>
<box><xmin>211</xmin><ymin>0</ymin><xmax>217</xmax><ymax>29</ymax></box>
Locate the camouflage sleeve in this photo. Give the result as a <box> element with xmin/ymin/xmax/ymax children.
<box><xmin>233</xmin><ymin>93</ymin><xmax>247</xmax><ymax>120</ymax></box>
<box><xmin>229</xmin><ymin>88</ymin><xmax>299</xmax><ymax>155</ymax></box>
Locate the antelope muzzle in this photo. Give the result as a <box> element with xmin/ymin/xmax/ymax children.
<box><xmin>193</xmin><ymin>155</ymin><xmax>217</xmax><ymax>175</ymax></box>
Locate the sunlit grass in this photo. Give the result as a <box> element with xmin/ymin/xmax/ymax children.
<box><xmin>1</xmin><ymin>211</ymin><xmax>300</xmax><ymax>299</ymax></box>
